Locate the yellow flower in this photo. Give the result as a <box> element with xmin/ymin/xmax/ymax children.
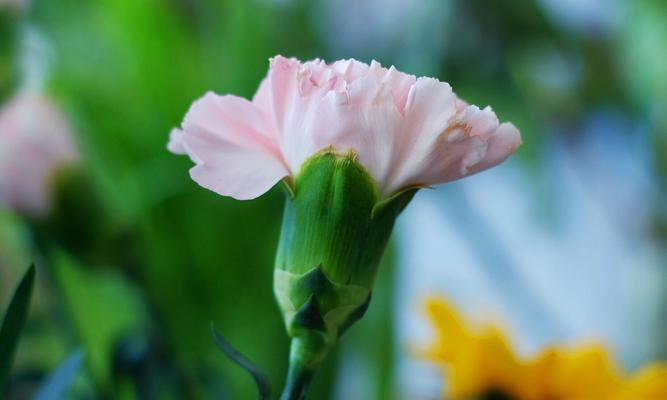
<box><xmin>421</xmin><ymin>297</ymin><xmax>667</xmax><ymax>400</ymax></box>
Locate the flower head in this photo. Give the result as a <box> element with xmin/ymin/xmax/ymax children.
<box><xmin>169</xmin><ymin>56</ymin><xmax>520</xmax><ymax>200</ymax></box>
<box><xmin>0</xmin><ymin>92</ymin><xmax>79</xmax><ymax>217</ymax></box>
<box><xmin>421</xmin><ymin>297</ymin><xmax>667</xmax><ymax>400</ymax></box>
<box><xmin>169</xmin><ymin>56</ymin><xmax>522</xmax><ymax>399</ymax></box>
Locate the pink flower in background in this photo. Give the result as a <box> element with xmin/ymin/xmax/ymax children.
<box><xmin>169</xmin><ymin>56</ymin><xmax>521</xmax><ymax>200</ymax></box>
<box><xmin>0</xmin><ymin>92</ymin><xmax>79</xmax><ymax>217</ymax></box>
<box><xmin>0</xmin><ymin>0</ymin><xmax>29</xmax><ymax>12</ymax></box>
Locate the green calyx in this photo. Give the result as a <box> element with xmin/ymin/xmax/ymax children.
<box><xmin>275</xmin><ymin>150</ymin><xmax>415</xmax><ymax>289</ymax></box>
<box><xmin>274</xmin><ymin>150</ymin><xmax>415</xmax><ymax>398</ymax></box>
<box><xmin>274</xmin><ymin>266</ymin><xmax>371</xmax><ymax>351</ymax></box>
<box><xmin>275</xmin><ymin>266</ymin><xmax>370</xmax><ymax>399</ymax></box>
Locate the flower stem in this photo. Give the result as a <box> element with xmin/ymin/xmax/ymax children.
<box><xmin>280</xmin><ymin>334</ymin><xmax>329</xmax><ymax>400</ymax></box>
<box><xmin>280</xmin><ymin>362</ymin><xmax>314</xmax><ymax>400</ymax></box>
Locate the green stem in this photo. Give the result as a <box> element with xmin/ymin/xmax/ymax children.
<box><xmin>280</xmin><ymin>334</ymin><xmax>329</xmax><ymax>400</ymax></box>
<box><xmin>280</xmin><ymin>362</ymin><xmax>314</xmax><ymax>400</ymax></box>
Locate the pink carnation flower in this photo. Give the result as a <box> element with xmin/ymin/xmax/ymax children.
<box><xmin>0</xmin><ymin>92</ymin><xmax>79</xmax><ymax>217</ymax></box>
<box><xmin>169</xmin><ymin>56</ymin><xmax>521</xmax><ymax>200</ymax></box>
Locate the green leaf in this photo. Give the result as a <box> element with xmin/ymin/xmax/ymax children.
<box><xmin>210</xmin><ymin>324</ymin><xmax>271</xmax><ymax>400</ymax></box>
<box><xmin>0</xmin><ymin>264</ymin><xmax>36</xmax><ymax>393</ymax></box>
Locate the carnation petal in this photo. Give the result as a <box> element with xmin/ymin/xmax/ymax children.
<box><xmin>467</xmin><ymin>122</ymin><xmax>522</xmax><ymax>175</ymax></box>
<box><xmin>383</xmin><ymin>77</ymin><xmax>459</xmax><ymax>195</ymax></box>
<box><xmin>389</xmin><ymin>85</ymin><xmax>520</xmax><ymax>191</ymax></box>
<box><xmin>331</xmin><ymin>58</ymin><xmax>371</xmax><ymax>82</ymax></box>
<box><xmin>189</xmin><ymin>144</ymin><xmax>287</xmax><ymax>200</ymax></box>
<box><xmin>313</xmin><ymin>68</ymin><xmax>404</xmax><ymax>194</ymax></box>
<box><xmin>177</xmin><ymin>92</ymin><xmax>287</xmax><ymax>200</ymax></box>
<box><xmin>183</xmin><ymin>92</ymin><xmax>277</xmax><ymax>150</ymax></box>
<box><xmin>170</xmin><ymin>56</ymin><xmax>521</xmax><ymax>201</ymax></box>
<box><xmin>383</xmin><ymin>66</ymin><xmax>417</xmax><ymax>113</ymax></box>
<box><xmin>262</xmin><ymin>55</ymin><xmax>338</xmax><ymax>173</ymax></box>
<box><xmin>167</xmin><ymin>128</ymin><xmax>187</xmax><ymax>155</ymax></box>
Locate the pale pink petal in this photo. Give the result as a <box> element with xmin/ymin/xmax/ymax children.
<box><xmin>176</xmin><ymin>92</ymin><xmax>287</xmax><ymax>200</ymax></box>
<box><xmin>395</xmin><ymin>102</ymin><xmax>521</xmax><ymax>189</ymax></box>
<box><xmin>467</xmin><ymin>122</ymin><xmax>522</xmax><ymax>175</ymax></box>
<box><xmin>382</xmin><ymin>66</ymin><xmax>417</xmax><ymax>113</ymax></box>
<box><xmin>331</xmin><ymin>59</ymin><xmax>371</xmax><ymax>82</ymax></box>
<box><xmin>332</xmin><ymin>61</ymin><xmax>413</xmax><ymax>113</ymax></box>
<box><xmin>184</xmin><ymin>92</ymin><xmax>277</xmax><ymax>150</ymax></box>
<box><xmin>462</xmin><ymin>105</ymin><xmax>499</xmax><ymax>138</ymax></box>
<box><xmin>301</xmin><ymin>59</ymin><xmax>341</xmax><ymax>91</ymax></box>
<box><xmin>453</xmin><ymin>106</ymin><xmax>521</xmax><ymax>177</ymax></box>
<box><xmin>188</xmin><ymin>140</ymin><xmax>287</xmax><ymax>200</ymax></box>
<box><xmin>167</xmin><ymin>128</ymin><xmax>187</xmax><ymax>154</ymax></box>
<box><xmin>402</xmin><ymin>133</ymin><xmax>489</xmax><ymax>185</ymax></box>
<box><xmin>252</xmin><ymin>77</ymin><xmax>272</xmax><ymax>113</ymax></box>
<box><xmin>171</xmin><ymin>56</ymin><xmax>520</xmax><ymax>201</ymax></box>
<box><xmin>310</xmin><ymin>67</ymin><xmax>403</xmax><ymax>193</ymax></box>
<box><xmin>383</xmin><ymin>77</ymin><xmax>459</xmax><ymax>195</ymax></box>
<box><xmin>261</xmin><ymin>56</ymin><xmax>302</xmax><ymax>135</ymax></box>
<box><xmin>259</xmin><ymin>56</ymin><xmax>339</xmax><ymax>173</ymax></box>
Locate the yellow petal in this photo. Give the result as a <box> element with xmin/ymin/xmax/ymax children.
<box><xmin>615</xmin><ymin>364</ymin><xmax>667</xmax><ymax>399</ymax></box>
<box><xmin>423</xmin><ymin>297</ymin><xmax>471</xmax><ymax>362</ymax></box>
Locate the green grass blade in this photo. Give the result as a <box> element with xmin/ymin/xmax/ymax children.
<box><xmin>0</xmin><ymin>264</ymin><xmax>36</xmax><ymax>393</ymax></box>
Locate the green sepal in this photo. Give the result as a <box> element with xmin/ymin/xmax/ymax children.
<box><xmin>275</xmin><ymin>151</ymin><xmax>416</xmax><ymax>289</ymax></box>
<box><xmin>371</xmin><ymin>186</ymin><xmax>418</xmax><ymax>220</ymax></box>
<box><xmin>275</xmin><ymin>266</ymin><xmax>372</xmax><ymax>398</ymax></box>
<box><xmin>274</xmin><ymin>266</ymin><xmax>370</xmax><ymax>345</ymax></box>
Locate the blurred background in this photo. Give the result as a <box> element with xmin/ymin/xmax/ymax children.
<box><xmin>0</xmin><ymin>0</ymin><xmax>665</xmax><ymax>399</ymax></box>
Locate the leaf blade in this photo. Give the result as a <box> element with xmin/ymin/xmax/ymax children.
<box><xmin>210</xmin><ymin>324</ymin><xmax>272</xmax><ymax>400</ymax></box>
<box><xmin>0</xmin><ymin>264</ymin><xmax>36</xmax><ymax>393</ymax></box>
